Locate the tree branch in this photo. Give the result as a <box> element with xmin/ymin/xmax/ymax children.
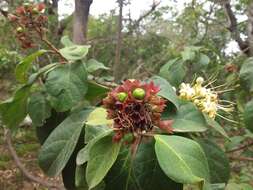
<box><xmin>127</xmin><ymin>0</ymin><xmax>161</xmax><ymax>34</ymax></box>
<box><xmin>226</xmin><ymin>141</ymin><xmax>253</xmax><ymax>153</ymax></box>
<box><xmin>221</xmin><ymin>0</ymin><xmax>249</xmax><ymax>54</ymax></box>
<box><xmin>4</xmin><ymin>128</ymin><xmax>63</xmax><ymax>190</ymax></box>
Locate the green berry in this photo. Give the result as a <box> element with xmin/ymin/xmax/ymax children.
<box><xmin>117</xmin><ymin>92</ymin><xmax>128</xmax><ymax>102</ymax></box>
<box><xmin>16</xmin><ymin>27</ymin><xmax>23</xmax><ymax>33</ymax></box>
<box><xmin>32</xmin><ymin>8</ymin><xmax>39</xmax><ymax>14</ymax></box>
<box><xmin>23</xmin><ymin>2</ymin><xmax>30</xmax><ymax>8</ymax></box>
<box><xmin>132</xmin><ymin>88</ymin><xmax>145</xmax><ymax>100</ymax></box>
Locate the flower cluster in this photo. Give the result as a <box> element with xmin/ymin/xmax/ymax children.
<box><xmin>179</xmin><ymin>77</ymin><xmax>233</xmax><ymax>119</ymax></box>
<box><xmin>7</xmin><ymin>3</ymin><xmax>47</xmax><ymax>49</ymax></box>
<box><xmin>103</xmin><ymin>80</ymin><xmax>172</xmax><ymax>142</ymax></box>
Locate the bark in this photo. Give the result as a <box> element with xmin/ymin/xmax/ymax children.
<box><xmin>247</xmin><ymin>2</ymin><xmax>253</xmax><ymax>56</ymax></box>
<box><xmin>73</xmin><ymin>0</ymin><xmax>93</xmax><ymax>44</ymax></box>
<box><xmin>113</xmin><ymin>0</ymin><xmax>124</xmax><ymax>81</ymax></box>
<box><xmin>222</xmin><ymin>1</ymin><xmax>249</xmax><ymax>55</ymax></box>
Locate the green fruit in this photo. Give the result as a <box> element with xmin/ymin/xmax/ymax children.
<box><xmin>117</xmin><ymin>92</ymin><xmax>128</xmax><ymax>102</ymax></box>
<box><xmin>16</xmin><ymin>27</ymin><xmax>23</xmax><ymax>33</ymax></box>
<box><xmin>23</xmin><ymin>2</ymin><xmax>30</xmax><ymax>8</ymax></box>
<box><xmin>132</xmin><ymin>88</ymin><xmax>145</xmax><ymax>100</ymax></box>
<box><xmin>32</xmin><ymin>8</ymin><xmax>39</xmax><ymax>14</ymax></box>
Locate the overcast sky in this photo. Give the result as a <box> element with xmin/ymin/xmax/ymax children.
<box><xmin>58</xmin><ymin>0</ymin><xmax>241</xmax><ymax>54</ymax></box>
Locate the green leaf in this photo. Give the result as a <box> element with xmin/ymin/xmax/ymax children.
<box><xmin>199</xmin><ymin>53</ymin><xmax>210</xmax><ymax>66</ymax></box>
<box><xmin>86</xmin><ymin>108</ymin><xmax>113</xmax><ymax>126</ymax></box>
<box><xmin>38</xmin><ymin>108</ymin><xmax>93</xmax><ymax>176</ymax></box>
<box><xmin>172</xmin><ymin>102</ymin><xmax>208</xmax><ymax>132</ymax></box>
<box><xmin>151</xmin><ymin>76</ymin><xmax>179</xmax><ymax>109</ymax></box>
<box><xmin>154</xmin><ymin>135</ymin><xmax>210</xmax><ymax>189</ymax></box>
<box><xmin>197</xmin><ymin>139</ymin><xmax>230</xmax><ymax>184</ymax></box>
<box><xmin>105</xmin><ymin>139</ymin><xmax>183</xmax><ymax>190</ymax></box>
<box><xmin>61</xmin><ymin>36</ymin><xmax>74</xmax><ymax>47</ymax></box>
<box><xmin>181</xmin><ymin>47</ymin><xmax>196</xmax><ymax>61</ymax></box>
<box><xmin>86</xmin><ymin>132</ymin><xmax>121</xmax><ymax>189</ymax></box>
<box><xmin>27</xmin><ymin>92</ymin><xmax>51</xmax><ymax>127</ymax></box>
<box><xmin>59</xmin><ymin>45</ymin><xmax>90</xmax><ymax>61</ymax></box>
<box><xmin>45</xmin><ymin>62</ymin><xmax>88</xmax><ymax>112</ymax></box>
<box><xmin>77</xmin><ymin>128</ymin><xmax>113</xmax><ymax>165</ymax></box>
<box><xmin>85</xmin><ymin>81</ymin><xmax>109</xmax><ymax>102</ymax></box>
<box><xmin>204</xmin><ymin>114</ymin><xmax>229</xmax><ymax>139</ymax></box>
<box><xmin>15</xmin><ymin>50</ymin><xmax>47</xmax><ymax>83</ymax></box>
<box><xmin>244</xmin><ymin>99</ymin><xmax>253</xmax><ymax>132</ymax></box>
<box><xmin>85</xmin><ymin>125</ymin><xmax>112</xmax><ymax>144</ymax></box>
<box><xmin>87</xmin><ymin>59</ymin><xmax>110</xmax><ymax>73</ymax></box>
<box><xmin>0</xmin><ymin>85</ymin><xmax>31</xmax><ymax>129</ymax></box>
<box><xmin>27</xmin><ymin>63</ymin><xmax>59</xmax><ymax>85</ymax></box>
<box><xmin>239</xmin><ymin>58</ymin><xmax>253</xmax><ymax>92</ymax></box>
<box><xmin>226</xmin><ymin>183</ymin><xmax>253</xmax><ymax>190</ymax></box>
<box><xmin>159</xmin><ymin>58</ymin><xmax>186</xmax><ymax>87</ymax></box>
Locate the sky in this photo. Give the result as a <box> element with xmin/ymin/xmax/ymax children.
<box><xmin>58</xmin><ymin>0</ymin><xmax>241</xmax><ymax>54</ymax></box>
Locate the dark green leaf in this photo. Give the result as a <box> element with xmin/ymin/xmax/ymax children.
<box><xmin>159</xmin><ymin>58</ymin><xmax>186</xmax><ymax>87</ymax></box>
<box><xmin>151</xmin><ymin>76</ymin><xmax>179</xmax><ymax>109</ymax></box>
<box><xmin>154</xmin><ymin>135</ymin><xmax>210</xmax><ymax>190</ymax></box>
<box><xmin>239</xmin><ymin>58</ymin><xmax>253</xmax><ymax>92</ymax></box>
<box><xmin>59</xmin><ymin>45</ymin><xmax>90</xmax><ymax>61</ymax></box>
<box><xmin>105</xmin><ymin>139</ymin><xmax>183</xmax><ymax>190</ymax></box>
<box><xmin>28</xmin><ymin>92</ymin><xmax>51</xmax><ymax>127</ymax></box>
<box><xmin>199</xmin><ymin>53</ymin><xmax>210</xmax><ymax>66</ymax></box>
<box><xmin>86</xmin><ymin>132</ymin><xmax>121</xmax><ymax>189</ymax></box>
<box><xmin>38</xmin><ymin>108</ymin><xmax>93</xmax><ymax>176</ymax></box>
<box><xmin>0</xmin><ymin>85</ymin><xmax>31</xmax><ymax>129</ymax></box>
<box><xmin>87</xmin><ymin>59</ymin><xmax>110</xmax><ymax>73</ymax></box>
<box><xmin>244</xmin><ymin>99</ymin><xmax>253</xmax><ymax>132</ymax></box>
<box><xmin>85</xmin><ymin>81</ymin><xmax>109</xmax><ymax>102</ymax></box>
<box><xmin>45</xmin><ymin>62</ymin><xmax>88</xmax><ymax>112</ymax></box>
<box><xmin>197</xmin><ymin>139</ymin><xmax>230</xmax><ymax>184</ymax></box>
<box><xmin>77</xmin><ymin>129</ymin><xmax>113</xmax><ymax>165</ymax></box>
<box><xmin>15</xmin><ymin>50</ymin><xmax>47</xmax><ymax>83</ymax></box>
<box><xmin>204</xmin><ymin>114</ymin><xmax>229</xmax><ymax>139</ymax></box>
<box><xmin>172</xmin><ymin>102</ymin><xmax>208</xmax><ymax>132</ymax></box>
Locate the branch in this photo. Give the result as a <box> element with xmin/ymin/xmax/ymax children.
<box><xmin>226</xmin><ymin>141</ymin><xmax>253</xmax><ymax>153</ymax></box>
<box><xmin>229</xmin><ymin>155</ymin><xmax>253</xmax><ymax>162</ymax></box>
<box><xmin>127</xmin><ymin>0</ymin><xmax>161</xmax><ymax>34</ymax></box>
<box><xmin>4</xmin><ymin>128</ymin><xmax>63</xmax><ymax>190</ymax></box>
<box><xmin>222</xmin><ymin>0</ymin><xmax>249</xmax><ymax>53</ymax></box>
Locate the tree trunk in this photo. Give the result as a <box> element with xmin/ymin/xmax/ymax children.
<box><xmin>113</xmin><ymin>0</ymin><xmax>124</xmax><ymax>81</ymax></box>
<box><xmin>248</xmin><ymin>2</ymin><xmax>253</xmax><ymax>56</ymax></box>
<box><xmin>73</xmin><ymin>0</ymin><xmax>93</xmax><ymax>44</ymax></box>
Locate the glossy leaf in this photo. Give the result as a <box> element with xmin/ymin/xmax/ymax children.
<box><xmin>45</xmin><ymin>62</ymin><xmax>88</xmax><ymax>112</ymax></box>
<box><xmin>38</xmin><ymin>108</ymin><xmax>93</xmax><ymax>176</ymax></box>
<box><xmin>172</xmin><ymin>102</ymin><xmax>208</xmax><ymax>132</ymax></box>
<box><xmin>105</xmin><ymin>140</ymin><xmax>183</xmax><ymax>190</ymax></box>
<box><xmin>197</xmin><ymin>139</ymin><xmax>230</xmax><ymax>184</ymax></box>
<box><xmin>15</xmin><ymin>50</ymin><xmax>47</xmax><ymax>83</ymax></box>
<box><xmin>0</xmin><ymin>85</ymin><xmax>31</xmax><ymax>129</ymax></box>
<box><xmin>154</xmin><ymin>135</ymin><xmax>210</xmax><ymax>189</ymax></box>
<box><xmin>86</xmin><ymin>132</ymin><xmax>121</xmax><ymax>189</ymax></box>
<box><xmin>151</xmin><ymin>76</ymin><xmax>179</xmax><ymax>109</ymax></box>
